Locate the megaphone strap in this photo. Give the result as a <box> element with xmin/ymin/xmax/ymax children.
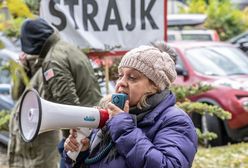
<box><xmin>84</xmin><ymin>141</ymin><xmax>114</xmax><ymax>165</ymax></box>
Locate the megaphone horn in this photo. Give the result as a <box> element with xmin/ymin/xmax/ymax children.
<box><xmin>19</xmin><ymin>89</ymin><xmax>109</xmax><ymax>142</ymax></box>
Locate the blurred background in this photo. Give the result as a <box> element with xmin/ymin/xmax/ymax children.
<box><xmin>1</xmin><ymin>0</ymin><xmax>248</xmax><ymax>168</ymax></box>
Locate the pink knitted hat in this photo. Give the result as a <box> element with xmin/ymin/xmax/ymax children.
<box><xmin>118</xmin><ymin>45</ymin><xmax>177</xmax><ymax>90</ymax></box>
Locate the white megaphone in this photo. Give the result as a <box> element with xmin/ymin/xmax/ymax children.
<box><xmin>19</xmin><ymin>89</ymin><xmax>109</xmax><ymax>160</ymax></box>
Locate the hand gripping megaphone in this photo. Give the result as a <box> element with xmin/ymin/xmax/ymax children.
<box><xmin>19</xmin><ymin>89</ymin><xmax>109</xmax><ymax>160</ymax></box>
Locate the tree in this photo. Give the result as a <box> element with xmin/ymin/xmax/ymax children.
<box><xmin>181</xmin><ymin>0</ymin><xmax>248</xmax><ymax>40</ymax></box>
<box><xmin>0</xmin><ymin>0</ymin><xmax>34</xmax><ymax>37</ymax></box>
<box><xmin>22</xmin><ymin>0</ymin><xmax>40</xmax><ymax>15</ymax></box>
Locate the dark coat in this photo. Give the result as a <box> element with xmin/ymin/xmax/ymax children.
<box><xmin>41</xmin><ymin>32</ymin><xmax>102</xmax><ymax>107</ymax></box>
<box><xmin>8</xmin><ymin>69</ymin><xmax>60</xmax><ymax>168</ymax></box>
<box><xmin>64</xmin><ymin>92</ymin><xmax>198</xmax><ymax>168</ymax></box>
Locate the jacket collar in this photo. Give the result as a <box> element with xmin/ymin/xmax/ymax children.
<box><xmin>138</xmin><ymin>91</ymin><xmax>176</xmax><ymax>127</ymax></box>
<box><xmin>39</xmin><ymin>31</ymin><xmax>60</xmax><ymax>58</ymax></box>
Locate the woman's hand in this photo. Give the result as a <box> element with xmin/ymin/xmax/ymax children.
<box><xmin>64</xmin><ymin>129</ymin><xmax>90</xmax><ymax>152</ymax></box>
<box><xmin>107</xmin><ymin>100</ymin><xmax>129</xmax><ymax>118</ymax></box>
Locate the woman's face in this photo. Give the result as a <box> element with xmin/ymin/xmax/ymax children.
<box><xmin>115</xmin><ymin>67</ymin><xmax>156</xmax><ymax>107</ymax></box>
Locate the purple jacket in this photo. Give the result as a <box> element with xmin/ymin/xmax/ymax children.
<box><xmin>64</xmin><ymin>92</ymin><xmax>198</xmax><ymax>168</ymax></box>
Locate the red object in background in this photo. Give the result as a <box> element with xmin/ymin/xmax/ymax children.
<box><xmin>170</xmin><ymin>41</ymin><xmax>248</xmax><ymax>146</ymax></box>
<box><xmin>93</xmin><ymin>58</ymin><xmax>102</xmax><ymax>65</ymax></box>
<box><xmin>164</xmin><ymin>0</ymin><xmax>167</xmax><ymax>41</ymax></box>
<box><xmin>102</xmin><ymin>58</ymin><xmax>113</xmax><ymax>67</ymax></box>
<box><xmin>213</xmin><ymin>30</ymin><xmax>220</xmax><ymax>41</ymax></box>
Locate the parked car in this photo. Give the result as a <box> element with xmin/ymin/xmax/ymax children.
<box><xmin>169</xmin><ymin>41</ymin><xmax>248</xmax><ymax>146</ymax></box>
<box><xmin>168</xmin><ymin>14</ymin><xmax>207</xmax><ymax>28</ymax></box>
<box><xmin>228</xmin><ymin>31</ymin><xmax>248</xmax><ymax>55</ymax></box>
<box><xmin>168</xmin><ymin>29</ymin><xmax>220</xmax><ymax>42</ymax></box>
<box><xmin>167</xmin><ymin>14</ymin><xmax>220</xmax><ymax>42</ymax></box>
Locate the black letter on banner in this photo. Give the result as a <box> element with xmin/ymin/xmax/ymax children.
<box><xmin>103</xmin><ymin>0</ymin><xmax>123</xmax><ymax>31</ymax></box>
<box><xmin>49</xmin><ymin>0</ymin><xmax>66</xmax><ymax>31</ymax></box>
<box><xmin>83</xmin><ymin>0</ymin><xmax>100</xmax><ymax>31</ymax></box>
<box><xmin>141</xmin><ymin>0</ymin><xmax>158</xmax><ymax>30</ymax></box>
<box><xmin>126</xmin><ymin>0</ymin><xmax>135</xmax><ymax>31</ymax></box>
<box><xmin>64</xmin><ymin>0</ymin><xmax>79</xmax><ymax>29</ymax></box>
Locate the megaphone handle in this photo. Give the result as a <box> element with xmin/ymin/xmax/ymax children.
<box><xmin>67</xmin><ymin>132</ymin><xmax>85</xmax><ymax>161</ymax></box>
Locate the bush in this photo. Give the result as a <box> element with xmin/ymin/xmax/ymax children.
<box><xmin>0</xmin><ymin>0</ymin><xmax>34</xmax><ymax>37</ymax></box>
<box><xmin>172</xmin><ymin>84</ymin><xmax>231</xmax><ymax>145</ymax></box>
<box><xmin>181</xmin><ymin>0</ymin><xmax>248</xmax><ymax>40</ymax></box>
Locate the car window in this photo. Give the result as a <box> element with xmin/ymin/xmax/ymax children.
<box><xmin>168</xmin><ymin>34</ymin><xmax>176</xmax><ymax>41</ymax></box>
<box><xmin>182</xmin><ymin>34</ymin><xmax>212</xmax><ymax>41</ymax></box>
<box><xmin>175</xmin><ymin>51</ymin><xmax>184</xmax><ymax>68</ymax></box>
<box><xmin>237</xmin><ymin>34</ymin><xmax>248</xmax><ymax>43</ymax></box>
<box><xmin>209</xmin><ymin>46</ymin><xmax>248</xmax><ymax>75</ymax></box>
<box><xmin>185</xmin><ymin>47</ymin><xmax>248</xmax><ymax>76</ymax></box>
<box><xmin>0</xmin><ymin>87</ymin><xmax>10</xmax><ymax>95</ymax></box>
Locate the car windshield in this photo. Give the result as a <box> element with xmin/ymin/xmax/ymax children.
<box><xmin>185</xmin><ymin>46</ymin><xmax>248</xmax><ymax>76</ymax></box>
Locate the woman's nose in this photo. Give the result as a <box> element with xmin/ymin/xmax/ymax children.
<box><xmin>116</xmin><ymin>77</ymin><xmax>127</xmax><ymax>88</ymax></box>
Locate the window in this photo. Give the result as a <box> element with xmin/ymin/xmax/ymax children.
<box><xmin>185</xmin><ymin>47</ymin><xmax>248</xmax><ymax>76</ymax></box>
<box><xmin>182</xmin><ymin>34</ymin><xmax>212</xmax><ymax>41</ymax></box>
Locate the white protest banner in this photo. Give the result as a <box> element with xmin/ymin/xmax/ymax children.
<box><xmin>40</xmin><ymin>0</ymin><xmax>167</xmax><ymax>52</ymax></box>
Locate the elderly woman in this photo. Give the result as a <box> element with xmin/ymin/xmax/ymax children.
<box><xmin>63</xmin><ymin>45</ymin><xmax>198</xmax><ymax>168</ymax></box>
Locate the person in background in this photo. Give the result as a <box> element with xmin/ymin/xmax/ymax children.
<box><xmin>63</xmin><ymin>45</ymin><xmax>198</xmax><ymax>168</ymax></box>
<box><xmin>8</xmin><ymin>18</ymin><xmax>102</xmax><ymax>168</ymax></box>
<box><xmin>8</xmin><ymin>51</ymin><xmax>60</xmax><ymax>168</ymax></box>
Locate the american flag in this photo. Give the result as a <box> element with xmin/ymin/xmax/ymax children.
<box><xmin>44</xmin><ymin>69</ymin><xmax>55</xmax><ymax>81</ymax></box>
